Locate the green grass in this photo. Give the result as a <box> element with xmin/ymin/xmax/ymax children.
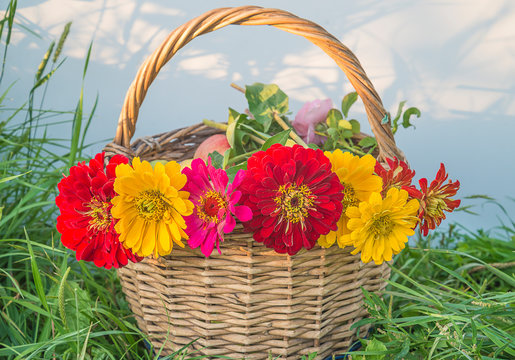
<box><xmin>346</xmin><ymin>223</ymin><xmax>515</xmax><ymax>359</ymax></box>
<box><xmin>1</xmin><ymin>1</ymin><xmax>514</xmax><ymax>359</ymax></box>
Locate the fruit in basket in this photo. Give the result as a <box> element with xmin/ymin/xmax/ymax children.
<box><xmin>193</xmin><ymin>134</ymin><xmax>230</xmax><ymax>161</ymax></box>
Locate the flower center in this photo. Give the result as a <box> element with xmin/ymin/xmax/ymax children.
<box><xmin>197</xmin><ymin>190</ymin><xmax>227</xmax><ymax>223</ymax></box>
<box><xmin>370</xmin><ymin>213</ymin><xmax>394</xmax><ymax>238</ymax></box>
<box><xmin>134</xmin><ymin>189</ymin><xmax>170</xmax><ymax>221</ymax></box>
<box><xmin>425</xmin><ymin>194</ymin><xmax>449</xmax><ymax>218</ymax></box>
<box><xmin>274</xmin><ymin>184</ymin><xmax>315</xmax><ymax>227</ymax></box>
<box><xmin>342</xmin><ymin>183</ymin><xmax>359</xmax><ymax>212</ymax></box>
<box><xmin>85</xmin><ymin>197</ymin><xmax>112</xmax><ymax>231</ymax></box>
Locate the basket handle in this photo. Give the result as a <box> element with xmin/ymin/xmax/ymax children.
<box><xmin>113</xmin><ymin>6</ymin><xmax>404</xmax><ymax>161</ymax></box>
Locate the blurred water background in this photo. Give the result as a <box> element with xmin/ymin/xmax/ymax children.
<box><xmin>5</xmin><ymin>0</ymin><xmax>515</xmax><ymax>232</ymax></box>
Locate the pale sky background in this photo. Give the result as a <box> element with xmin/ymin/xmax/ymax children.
<box><xmin>5</xmin><ymin>0</ymin><xmax>515</xmax><ymax>233</ymax></box>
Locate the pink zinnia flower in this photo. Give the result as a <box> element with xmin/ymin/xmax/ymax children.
<box><xmin>182</xmin><ymin>159</ymin><xmax>252</xmax><ymax>257</ymax></box>
<box><xmin>292</xmin><ymin>99</ymin><xmax>333</xmax><ymax>145</ymax></box>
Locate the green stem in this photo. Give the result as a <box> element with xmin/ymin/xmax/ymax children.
<box><xmin>203</xmin><ymin>119</ymin><xmax>228</xmax><ymax>131</ymax></box>
<box><xmin>230</xmin><ymin>150</ymin><xmax>258</xmax><ymax>165</ymax></box>
<box><xmin>272</xmin><ymin>112</ymin><xmax>308</xmax><ymax>147</ymax></box>
<box><xmin>230</xmin><ymin>83</ymin><xmax>245</xmax><ymax>94</ymax></box>
<box><xmin>248</xmin><ymin>134</ymin><xmax>265</xmax><ymax>145</ymax></box>
<box><xmin>343</xmin><ymin>145</ymin><xmax>366</xmax><ymax>156</ymax></box>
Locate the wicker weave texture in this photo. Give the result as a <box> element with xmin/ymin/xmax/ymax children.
<box><xmin>118</xmin><ymin>225</ymin><xmax>390</xmax><ymax>359</ymax></box>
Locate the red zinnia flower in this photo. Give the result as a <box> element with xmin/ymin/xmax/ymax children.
<box><xmin>407</xmin><ymin>163</ymin><xmax>461</xmax><ymax>236</ymax></box>
<box><xmin>240</xmin><ymin>144</ymin><xmax>344</xmax><ymax>255</ymax></box>
<box><xmin>375</xmin><ymin>157</ymin><xmax>416</xmax><ymax>196</ymax></box>
<box><xmin>56</xmin><ymin>152</ymin><xmax>142</xmax><ymax>269</ymax></box>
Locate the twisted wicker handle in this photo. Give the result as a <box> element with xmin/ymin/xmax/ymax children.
<box><xmin>114</xmin><ymin>6</ymin><xmax>403</xmax><ymax>161</ymax></box>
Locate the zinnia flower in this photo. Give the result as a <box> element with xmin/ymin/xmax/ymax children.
<box><xmin>240</xmin><ymin>144</ymin><xmax>344</xmax><ymax>255</ymax></box>
<box><xmin>111</xmin><ymin>158</ymin><xmax>194</xmax><ymax>258</ymax></box>
<box><xmin>346</xmin><ymin>188</ymin><xmax>420</xmax><ymax>264</ymax></box>
<box><xmin>182</xmin><ymin>159</ymin><xmax>252</xmax><ymax>257</ymax></box>
<box><xmin>56</xmin><ymin>152</ymin><xmax>142</xmax><ymax>269</ymax></box>
<box><xmin>374</xmin><ymin>157</ymin><xmax>416</xmax><ymax>196</ymax></box>
<box><xmin>291</xmin><ymin>99</ymin><xmax>333</xmax><ymax>145</ymax></box>
<box><xmin>317</xmin><ymin>150</ymin><xmax>383</xmax><ymax>249</ymax></box>
<box><xmin>407</xmin><ymin>163</ymin><xmax>460</xmax><ymax>236</ymax></box>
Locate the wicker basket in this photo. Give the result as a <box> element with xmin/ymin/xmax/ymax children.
<box><xmin>103</xmin><ymin>6</ymin><xmax>405</xmax><ymax>359</ymax></box>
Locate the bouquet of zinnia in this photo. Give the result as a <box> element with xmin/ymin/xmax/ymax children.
<box><xmin>56</xmin><ymin>83</ymin><xmax>460</xmax><ymax>268</ymax></box>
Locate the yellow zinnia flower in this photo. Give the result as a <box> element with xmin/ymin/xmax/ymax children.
<box><xmin>346</xmin><ymin>188</ymin><xmax>419</xmax><ymax>265</ymax></box>
<box><xmin>317</xmin><ymin>150</ymin><xmax>383</xmax><ymax>249</ymax></box>
<box><xmin>111</xmin><ymin>157</ymin><xmax>194</xmax><ymax>258</ymax></box>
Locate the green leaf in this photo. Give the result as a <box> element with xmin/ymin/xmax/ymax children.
<box><xmin>391</xmin><ymin>100</ymin><xmax>406</xmax><ymax>134</ymax></box>
<box><xmin>338</xmin><ymin>119</ymin><xmax>352</xmax><ymax>130</ymax></box>
<box><xmin>25</xmin><ymin>229</ymin><xmax>49</xmax><ymax>314</ymax></box>
<box><xmin>226</xmin><ymin>121</ymin><xmax>237</xmax><ymax>148</ymax></box>
<box><xmin>222</xmin><ymin>148</ymin><xmax>233</xmax><ymax>169</ymax></box>
<box><xmin>228</xmin><ymin>107</ymin><xmax>240</xmax><ymax>125</ymax></box>
<box><xmin>245</xmin><ymin>83</ymin><xmax>289</xmax><ymax>132</ymax></box>
<box><xmin>261</xmin><ymin>129</ymin><xmax>291</xmax><ymax>151</ymax></box>
<box><xmin>0</xmin><ymin>171</ymin><xmax>30</xmax><ymax>184</ymax></box>
<box><xmin>358</xmin><ymin>136</ymin><xmax>377</xmax><ymax>148</ymax></box>
<box><xmin>208</xmin><ymin>151</ymin><xmax>224</xmax><ymax>169</ymax></box>
<box><xmin>229</xmin><ymin>112</ymin><xmax>252</xmax><ymax>155</ymax></box>
<box><xmin>327</xmin><ymin>127</ymin><xmax>339</xmax><ymax>141</ymax></box>
<box><xmin>365</xmin><ymin>338</ymin><xmax>387</xmax><ymax>360</ymax></box>
<box><xmin>349</xmin><ymin>119</ymin><xmax>361</xmax><ymax>134</ymax></box>
<box><xmin>341</xmin><ymin>129</ymin><xmax>354</xmax><ymax>139</ymax></box>
<box><xmin>322</xmin><ymin>137</ymin><xmax>333</xmax><ymax>151</ymax></box>
<box><xmin>326</xmin><ymin>108</ymin><xmax>343</xmax><ymax>128</ymax></box>
<box><xmin>394</xmin><ymin>338</ymin><xmax>410</xmax><ymax>360</ymax></box>
<box><xmin>402</xmin><ymin>107</ymin><xmax>421</xmax><ymax>129</ymax></box>
<box><xmin>341</xmin><ymin>91</ymin><xmax>358</xmax><ymax>118</ymax></box>
<box><xmin>226</xmin><ymin>163</ymin><xmax>247</xmax><ymax>182</ymax></box>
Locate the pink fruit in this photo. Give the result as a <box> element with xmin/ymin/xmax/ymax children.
<box><xmin>193</xmin><ymin>134</ymin><xmax>231</xmax><ymax>162</ymax></box>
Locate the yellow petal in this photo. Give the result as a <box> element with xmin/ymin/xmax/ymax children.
<box><xmin>124</xmin><ymin>218</ymin><xmax>145</xmax><ymax>249</ymax></box>
<box><xmin>157</xmin><ymin>221</ymin><xmax>171</xmax><ymax>255</ymax></box>
<box><xmin>140</xmin><ymin>221</ymin><xmax>156</xmax><ymax>257</ymax></box>
<box><xmin>346</xmin><ymin>206</ymin><xmax>361</xmax><ymax>219</ymax></box>
<box><xmin>172</xmin><ymin>197</ymin><xmax>187</xmax><ymax>214</ymax></box>
<box><xmin>360</xmin><ymin>154</ymin><xmax>377</xmax><ymax>172</ymax></box>
<box><xmin>383</xmin><ymin>242</ymin><xmax>393</xmax><ymax>262</ymax></box>
<box><xmin>338</xmin><ymin>233</ymin><xmax>353</xmax><ymax>247</ymax></box>
<box><xmin>368</xmin><ymin>192</ymin><xmax>383</xmax><ymax>210</ymax></box>
<box><xmin>115</xmin><ymin>163</ymin><xmax>133</xmax><ymax>177</ymax></box>
<box><xmin>132</xmin><ymin>157</ymin><xmax>142</xmax><ymax>170</ymax></box>
<box><xmin>318</xmin><ymin>231</ymin><xmax>336</xmax><ymax>248</ymax></box>
<box><xmin>347</xmin><ymin>218</ymin><xmax>363</xmax><ymax>231</ymax></box>
<box><xmin>362</xmin><ymin>237</ymin><xmax>375</xmax><ymax>263</ymax></box>
<box><xmin>169</xmin><ymin>220</ymin><xmax>181</xmax><ymax>243</ymax></box>
<box><xmin>373</xmin><ymin>237</ymin><xmax>385</xmax><ymax>264</ymax></box>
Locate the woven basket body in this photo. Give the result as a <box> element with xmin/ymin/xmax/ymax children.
<box><xmin>105</xmin><ymin>6</ymin><xmax>405</xmax><ymax>359</ymax></box>
<box><xmin>118</xmin><ymin>226</ymin><xmax>390</xmax><ymax>359</ymax></box>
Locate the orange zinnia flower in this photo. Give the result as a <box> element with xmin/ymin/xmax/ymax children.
<box><xmin>374</xmin><ymin>157</ymin><xmax>416</xmax><ymax>197</ymax></box>
<box><xmin>407</xmin><ymin>163</ymin><xmax>460</xmax><ymax>236</ymax></box>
